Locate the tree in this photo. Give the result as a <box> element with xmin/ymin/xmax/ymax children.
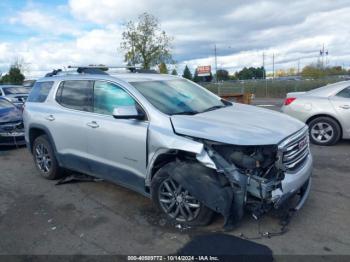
<box><xmin>0</xmin><ymin>67</ymin><xmax>25</xmax><ymax>85</ymax></box>
<box><xmin>236</xmin><ymin>67</ymin><xmax>254</xmax><ymax>80</ymax></box>
<box><xmin>216</xmin><ymin>69</ymin><xmax>229</xmax><ymax>81</ymax></box>
<box><xmin>121</xmin><ymin>13</ymin><xmax>173</xmax><ymax>69</ymax></box>
<box><xmin>236</xmin><ymin>66</ymin><xmax>265</xmax><ymax>80</ymax></box>
<box><xmin>193</xmin><ymin>70</ymin><xmax>200</xmax><ymax>82</ymax></box>
<box><xmin>171</xmin><ymin>69</ymin><xmax>178</xmax><ymax>75</ymax></box>
<box><xmin>158</xmin><ymin>62</ymin><xmax>168</xmax><ymax>74</ymax></box>
<box><xmin>182</xmin><ymin>65</ymin><xmax>192</xmax><ymax>80</ymax></box>
<box><xmin>301</xmin><ymin>65</ymin><xmax>325</xmax><ymax>78</ymax></box>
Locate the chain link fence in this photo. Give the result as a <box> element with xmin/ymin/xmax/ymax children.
<box><xmin>200</xmin><ymin>76</ymin><xmax>349</xmax><ymax>98</ymax></box>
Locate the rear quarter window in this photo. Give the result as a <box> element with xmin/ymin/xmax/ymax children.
<box><xmin>27</xmin><ymin>81</ymin><xmax>54</xmax><ymax>102</ymax></box>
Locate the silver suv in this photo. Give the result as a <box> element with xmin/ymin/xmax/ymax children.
<box><xmin>23</xmin><ymin>67</ymin><xmax>312</xmax><ymax>228</ymax></box>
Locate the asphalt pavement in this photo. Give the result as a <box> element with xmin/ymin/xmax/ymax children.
<box><xmin>0</xmin><ymin>101</ymin><xmax>349</xmax><ymax>258</ymax></box>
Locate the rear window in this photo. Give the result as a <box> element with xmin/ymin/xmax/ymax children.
<box><xmin>3</xmin><ymin>86</ymin><xmax>29</xmax><ymax>95</ymax></box>
<box><xmin>56</xmin><ymin>80</ymin><xmax>93</xmax><ymax>112</ymax></box>
<box><xmin>27</xmin><ymin>82</ymin><xmax>54</xmax><ymax>103</ymax></box>
<box><xmin>0</xmin><ymin>99</ymin><xmax>15</xmax><ymax>109</ymax></box>
<box><xmin>336</xmin><ymin>87</ymin><xmax>350</xmax><ymax>98</ymax></box>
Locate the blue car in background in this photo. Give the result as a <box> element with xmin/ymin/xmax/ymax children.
<box><xmin>0</xmin><ymin>97</ymin><xmax>25</xmax><ymax>146</ymax></box>
<box><xmin>0</xmin><ymin>85</ymin><xmax>29</xmax><ymax>108</ymax></box>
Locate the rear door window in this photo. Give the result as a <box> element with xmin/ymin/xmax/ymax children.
<box><xmin>27</xmin><ymin>81</ymin><xmax>54</xmax><ymax>102</ymax></box>
<box><xmin>56</xmin><ymin>80</ymin><xmax>93</xmax><ymax>112</ymax></box>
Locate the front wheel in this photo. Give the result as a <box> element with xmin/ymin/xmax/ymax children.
<box><xmin>151</xmin><ymin>163</ymin><xmax>214</xmax><ymax>226</ymax></box>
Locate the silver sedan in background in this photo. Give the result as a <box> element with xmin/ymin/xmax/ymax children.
<box><xmin>282</xmin><ymin>81</ymin><xmax>350</xmax><ymax>145</ymax></box>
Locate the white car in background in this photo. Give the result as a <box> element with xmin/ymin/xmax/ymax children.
<box><xmin>282</xmin><ymin>81</ymin><xmax>350</xmax><ymax>146</ymax></box>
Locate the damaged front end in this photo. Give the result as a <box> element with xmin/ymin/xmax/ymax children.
<box><xmin>170</xmin><ymin>127</ymin><xmax>312</xmax><ymax>229</ymax></box>
<box><xmin>205</xmin><ymin>142</ymin><xmax>284</xmax><ymax>225</ymax></box>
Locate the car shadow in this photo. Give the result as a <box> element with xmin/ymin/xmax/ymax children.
<box><xmin>0</xmin><ymin>144</ymin><xmax>26</xmax><ymax>152</ymax></box>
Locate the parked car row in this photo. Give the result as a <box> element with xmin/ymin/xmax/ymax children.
<box><xmin>0</xmin><ymin>97</ymin><xmax>25</xmax><ymax>146</ymax></box>
<box><xmin>0</xmin><ymin>84</ymin><xmax>31</xmax><ymax>146</ymax></box>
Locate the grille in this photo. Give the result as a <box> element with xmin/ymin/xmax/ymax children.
<box><xmin>280</xmin><ymin>128</ymin><xmax>310</xmax><ymax>171</ymax></box>
<box><xmin>0</xmin><ymin>121</ymin><xmax>23</xmax><ymax>132</ymax></box>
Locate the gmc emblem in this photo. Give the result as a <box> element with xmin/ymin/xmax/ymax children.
<box><xmin>299</xmin><ymin>137</ymin><xmax>307</xmax><ymax>149</ymax></box>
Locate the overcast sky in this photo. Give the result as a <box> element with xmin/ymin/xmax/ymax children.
<box><xmin>0</xmin><ymin>0</ymin><xmax>349</xmax><ymax>77</ymax></box>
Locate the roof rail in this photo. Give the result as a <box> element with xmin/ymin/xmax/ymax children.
<box><xmin>45</xmin><ymin>69</ymin><xmax>62</xmax><ymax>77</ymax></box>
<box><xmin>68</xmin><ymin>65</ymin><xmax>140</xmax><ymax>73</ymax></box>
<box><xmin>68</xmin><ymin>65</ymin><xmax>158</xmax><ymax>74</ymax></box>
<box><xmin>45</xmin><ymin>65</ymin><xmax>159</xmax><ymax>77</ymax></box>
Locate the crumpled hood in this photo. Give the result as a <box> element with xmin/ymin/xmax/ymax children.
<box><xmin>0</xmin><ymin>107</ymin><xmax>22</xmax><ymax>124</ymax></box>
<box><xmin>170</xmin><ymin>103</ymin><xmax>305</xmax><ymax>146</ymax></box>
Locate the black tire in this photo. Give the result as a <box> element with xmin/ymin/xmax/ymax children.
<box><xmin>151</xmin><ymin>162</ymin><xmax>214</xmax><ymax>226</ymax></box>
<box><xmin>32</xmin><ymin>135</ymin><xmax>63</xmax><ymax>180</ymax></box>
<box><xmin>308</xmin><ymin>116</ymin><xmax>341</xmax><ymax>146</ymax></box>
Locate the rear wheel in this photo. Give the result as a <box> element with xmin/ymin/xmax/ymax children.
<box><xmin>33</xmin><ymin>135</ymin><xmax>63</xmax><ymax>180</ymax></box>
<box><xmin>308</xmin><ymin>117</ymin><xmax>341</xmax><ymax>146</ymax></box>
<box><xmin>151</xmin><ymin>163</ymin><xmax>214</xmax><ymax>226</ymax></box>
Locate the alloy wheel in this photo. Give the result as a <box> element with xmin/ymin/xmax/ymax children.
<box><xmin>34</xmin><ymin>143</ymin><xmax>52</xmax><ymax>174</ymax></box>
<box><xmin>158</xmin><ymin>178</ymin><xmax>201</xmax><ymax>222</ymax></box>
<box><xmin>311</xmin><ymin>122</ymin><xmax>334</xmax><ymax>143</ymax></box>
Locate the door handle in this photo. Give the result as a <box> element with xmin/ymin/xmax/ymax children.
<box><xmin>87</xmin><ymin>121</ymin><xmax>99</xmax><ymax>128</ymax></box>
<box><xmin>340</xmin><ymin>105</ymin><xmax>350</xmax><ymax>109</ymax></box>
<box><xmin>45</xmin><ymin>115</ymin><xmax>55</xmax><ymax>121</ymax></box>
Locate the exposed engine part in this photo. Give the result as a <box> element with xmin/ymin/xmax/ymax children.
<box><xmin>212</xmin><ymin>144</ymin><xmax>278</xmax><ymax>178</ymax></box>
<box><xmin>202</xmin><ymin>141</ymin><xmax>288</xmax><ymax>228</ymax></box>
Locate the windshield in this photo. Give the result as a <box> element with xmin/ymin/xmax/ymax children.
<box><xmin>131</xmin><ymin>79</ymin><xmax>226</xmax><ymax>115</ymax></box>
<box><xmin>0</xmin><ymin>99</ymin><xmax>15</xmax><ymax>109</ymax></box>
<box><xmin>3</xmin><ymin>86</ymin><xmax>29</xmax><ymax>95</ymax></box>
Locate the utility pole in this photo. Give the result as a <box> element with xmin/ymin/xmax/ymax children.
<box><xmin>272</xmin><ymin>53</ymin><xmax>275</xmax><ymax>79</ymax></box>
<box><xmin>320</xmin><ymin>44</ymin><xmax>328</xmax><ymax>69</ymax></box>
<box><xmin>214</xmin><ymin>44</ymin><xmax>218</xmax><ymax>83</ymax></box>
<box><xmin>262</xmin><ymin>52</ymin><xmax>265</xmax><ymax>78</ymax></box>
<box><xmin>263</xmin><ymin>52</ymin><xmax>267</xmax><ymax>97</ymax></box>
<box><xmin>297</xmin><ymin>59</ymin><xmax>300</xmax><ymax>75</ymax></box>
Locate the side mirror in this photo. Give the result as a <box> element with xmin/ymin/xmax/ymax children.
<box><xmin>112</xmin><ymin>105</ymin><xmax>144</xmax><ymax>120</ymax></box>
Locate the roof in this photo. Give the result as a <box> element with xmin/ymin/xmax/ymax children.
<box><xmin>37</xmin><ymin>72</ymin><xmax>180</xmax><ymax>83</ymax></box>
<box><xmin>306</xmin><ymin>81</ymin><xmax>350</xmax><ymax>97</ymax></box>
<box><xmin>109</xmin><ymin>73</ymin><xmax>179</xmax><ymax>82</ymax></box>
<box><xmin>0</xmin><ymin>85</ymin><xmax>23</xmax><ymax>88</ymax></box>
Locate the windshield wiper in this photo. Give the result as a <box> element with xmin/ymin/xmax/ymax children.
<box><xmin>172</xmin><ymin>111</ymin><xmax>199</xmax><ymax>116</ymax></box>
<box><xmin>200</xmin><ymin>105</ymin><xmax>227</xmax><ymax>113</ymax></box>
